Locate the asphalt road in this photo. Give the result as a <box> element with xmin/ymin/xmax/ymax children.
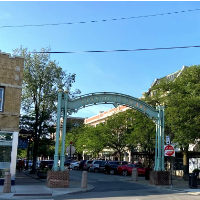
<box><xmin>54</xmin><ymin>170</ymin><xmax>200</xmax><ymax>200</ymax></box>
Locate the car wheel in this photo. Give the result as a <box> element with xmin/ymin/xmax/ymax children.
<box><xmin>110</xmin><ymin>169</ymin><xmax>115</xmax><ymax>175</ymax></box>
<box><xmin>122</xmin><ymin>170</ymin><xmax>128</xmax><ymax>176</ymax></box>
<box><xmin>94</xmin><ymin>168</ymin><xmax>99</xmax><ymax>173</ymax></box>
<box><xmin>74</xmin><ymin>166</ymin><xmax>77</xmax><ymax>170</ymax></box>
<box><xmin>88</xmin><ymin>168</ymin><xmax>90</xmax><ymax>171</ymax></box>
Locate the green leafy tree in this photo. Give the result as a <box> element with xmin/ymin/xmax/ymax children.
<box><xmin>37</xmin><ymin>137</ymin><xmax>55</xmax><ymax>159</ymax></box>
<box><xmin>104</xmin><ymin>109</ymin><xmax>136</xmax><ymax>160</ymax></box>
<box><xmin>13</xmin><ymin>46</ymin><xmax>80</xmax><ymax>173</ymax></box>
<box><xmin>129</xmin><ymin>110</ymin><xmax>155</xmax><ymax>166</ymax></box>
<box><xmin>66</xmin><ymin>124</ymin><xmax>106</xmax><ymax>158</ymax></box>
<box><xmin>82</xmin><ymin>124</ymin><xmax>106</xmax><ymax>157</ymax></box>
<box><xmin>145</xmin><ymin>65</ymin><xmax>200</xmax><ymax>179</ymax></box>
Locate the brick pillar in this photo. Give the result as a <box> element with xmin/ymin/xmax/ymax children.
<box><xmin>3</xmin><ymin>172</ymin><xmax>11</xmax><ymax>193</ymax></box>
<box><xmin>47</xmin><ymin>171</ymin><xmax>69</xmax><ymax>188</ymax></box>
<box><xmin>149</xmin><ymin>171</ymin><xmax>170</xmax><ymax>185</ymax></box>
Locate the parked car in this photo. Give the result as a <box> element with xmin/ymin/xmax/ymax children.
<box><xmin>40</xmin><ymin>160</ymin><xmax>54</xmax><ymax>170</ymax></box>
<box><xmin>89</xmin><ymin>160</ymin><xmax>106</xmax><ymax>173</ymax></box>
<box><xmin>79</xmin><ymin>160</ymin><xmax>87</xmax><ymax>170</ymax></box>
<box><xmin>117</xmin><ymin>164</ymin><xmax>147</xmax><ymax>176</ymax></box>
<box><xmin>70</xmin><ymin>162</ymin><xmax>80</xmax><ymax>170</ymax></box>
<box><xmin>64</xmin><ymin>159</ymin><xmax>76</xmax><ymax>166</ymax></box>
<box><xmin>36</xmin><ymin>161</ymin><xmax>41</xmax><ymax>169</ymax></box>
<box><xmin>104</xmin><ymin>161</ymin><xmax>129</xmax><ymax>175</ymax></box>
<box><xmin>83</xmin><ymin>160</ymin><xmax>93</xmax><ymax>171</ymax></box>
<box><xmin>28</xmin><ymin>160</ymin><xmax>33</xmax><ymax>167</ymax></box>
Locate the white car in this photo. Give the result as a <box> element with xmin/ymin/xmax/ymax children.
<box><xmin>70</xmin><ymin>162</ymin><xmax>80</xmax><ymax>170</ymax></box>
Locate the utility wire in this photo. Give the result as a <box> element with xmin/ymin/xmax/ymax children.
<box><xmin>1</xmin><ymin>8</ymin><xmax>200</xmax><ymax>28</ymax></box>
<box><xmin>30</xmin><ymin>45</ymin><xmax>200</xmax><ymax>54</ymax></box>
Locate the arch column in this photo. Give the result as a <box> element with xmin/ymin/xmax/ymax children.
<box><xmin>52</xmin><ymin>90</ymin><xmax>63</xmax><ymax>171</ymax></box>
<box><xmin>60</xmin><ymin>91</ymin><xmax>68</xmax><ymax>171</ymax></box>
<box><xmin>154</xmin><ymin>104</ymin><xmax>165</xmax><ymax>171</ymax></box>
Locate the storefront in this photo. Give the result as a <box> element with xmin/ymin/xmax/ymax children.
<box><xmin>0</xmin><ymin>131</ymin><xmax>18</xmax><ymax>185</ymax></box>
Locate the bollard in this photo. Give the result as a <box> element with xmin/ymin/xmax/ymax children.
<box><xmin>3</xmin><ymin>172</ymin><xmax>11</xmax><ymax>193</ymax></box>
<box><xmin>81</xmin><ymin>171</ymin><xmax>87</xmax><ymax>188</ymax></box>
<box><xmin>132</xmin><ymin>168</ymin><xmax>138</xmax><ymax>181</ymax></box>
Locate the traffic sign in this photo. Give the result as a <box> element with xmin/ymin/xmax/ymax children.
<box><xmin>66</xmin><ymin>145</ymin><xmax>76</xmax><ymax>155</ymax></box>
<box><xmin>166</xmin><ymin>136</ymin><xmax>170</xmax><ymax>145</ymax></box>
<box><xmin>164</xmin><ymin>145</ymin><xmax>175</xmax><ymax>157</ymax></box>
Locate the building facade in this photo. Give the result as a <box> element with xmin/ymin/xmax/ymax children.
<box><xmin>0</xmin><ymin>51</ymin><xmax>24</xmax><ymax>184</ymax></box>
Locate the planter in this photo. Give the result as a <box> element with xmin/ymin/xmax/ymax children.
<box><xmin>37</xmin><ymin>171</ymin><xmax>47</xmax><ymax>179</ymax></box>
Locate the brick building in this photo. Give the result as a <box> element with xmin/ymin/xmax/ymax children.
<box><xmin>0</xmin><ymin>51</ymin><xmax>24</xmax><ymax>184</ymax></box>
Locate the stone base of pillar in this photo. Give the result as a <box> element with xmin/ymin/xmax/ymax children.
<box><xmin>149</xmin><ymin>171</ymin><xmax>170</xmax><ymax>185</ymax></box>
<box><xmin>47</xmin><ymin>171</ymin><xmax>69</xmax><ymax>188</ymax></box>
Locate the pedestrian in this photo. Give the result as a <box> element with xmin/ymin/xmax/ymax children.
<box><xmin>18</xmin><ymin>160</ymin><xmax>23</xmax><ymax>172</ymax></box>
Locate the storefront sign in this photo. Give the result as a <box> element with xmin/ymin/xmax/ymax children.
<box><xmin>18</xmin><ymin>139</ymin><xmax>28</xmax><ymax>149</ymax></box>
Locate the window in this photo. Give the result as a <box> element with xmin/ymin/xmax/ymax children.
<box><xmin>0</xmin><ymin>87</ymin><xmax>4</xmax><ymax>112</ymax></box>
<box><xmin>94</xmin><ymin>161</ymin><xmax>102</xmax><ymax>164</ymax></box>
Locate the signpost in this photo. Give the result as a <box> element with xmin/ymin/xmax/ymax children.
<box><xmin>164</xmin><ymin>144</ymin><xmax>175</xmax><ymax>188</ymax></box>
<box><xmin>66</xmin><ymin>141</ymin><xmax>75</xmax><ymax>159</ymax></box>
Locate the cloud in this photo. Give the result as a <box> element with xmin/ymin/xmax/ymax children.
<box><xmin>0</xmin><ymin>12</ymin><xmax>11</xmax><ymax>19</ymax></box>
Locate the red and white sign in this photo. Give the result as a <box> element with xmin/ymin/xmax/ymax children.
<box><xmin>164</xmin><ymin>145</ymin><xmax>175</xmax><ymax>157</ymax></box>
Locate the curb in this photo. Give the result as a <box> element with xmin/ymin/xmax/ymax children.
<box><xmin>65</xmin><ymin>184</ymin><xmax>94</xmax><ymax>195</ymax></box>
<box><xmin>115</xmin><ymin>177</ymin><xmax>200</xmax><ymax>196</ymax></box>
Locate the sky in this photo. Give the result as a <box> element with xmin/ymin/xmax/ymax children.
<box><xmin>1</xmin><ymin>1</ymin><xmax>200</xmax><ymax>119</ymax></box>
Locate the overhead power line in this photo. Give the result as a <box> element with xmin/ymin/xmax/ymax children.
<box><xmin>1</xmin><ymin>8</ymin><xmax>200</xmax><ymax>28</ymax></box>
<box><xmin>30</xmin><ymin>45</ymin><xmax>200</xmax><ymax>54</ymax></box>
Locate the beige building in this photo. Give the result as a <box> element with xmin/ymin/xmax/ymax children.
<box><xmin>0</xmin><ymin>51</ymin><xmax>24</xmax><ymax>184</ymax></box>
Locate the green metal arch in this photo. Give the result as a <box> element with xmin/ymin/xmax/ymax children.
<box><xmin>64</xmin><ymin>92</ymin><xmax>158</xmax><ymax>118</ymax></box>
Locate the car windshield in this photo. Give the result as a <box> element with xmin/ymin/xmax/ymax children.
<box><xmin>94</xmin><ymin>161</ymin><xmax>102</xmax><ymax>164</ymax></box>
<box><xmin>135</xmin><ymin>164</ymin><xmax>143</xmax><ymax>168</ymax></box>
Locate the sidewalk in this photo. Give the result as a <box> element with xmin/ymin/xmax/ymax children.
<box><xmin>115</xmin><ymin>175</ymin><xmax>200</xmax><ymax>195</ymax></box>
<box><xmin>0</xmin><ymin>171</ymin><xmax>93</xmax><ymax>199</ymax></box>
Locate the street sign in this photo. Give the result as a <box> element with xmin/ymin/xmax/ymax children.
<box><xmin>66</xmin><ymin>145</ymin><xmax>76</xmax><ymax>155</ymax></box>
<box><xmin>164</xmin><ymin>145</ymin><xmax>175</xmax><ymax>157</ymax></box>
<box><xmin>166</xmin><ymin>136</ymin><xmax>170</xmax><ymax>145</ymax></box>
<box><xmin>18</xmin><ymin>138</ymin><xmax>28</xmax><ymax>148</ymax></box>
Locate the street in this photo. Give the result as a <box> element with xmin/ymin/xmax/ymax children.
<box><xmin>53</xmin><ymin>170</ymin><xmax>200</xmax><ymax>200</ymax></box>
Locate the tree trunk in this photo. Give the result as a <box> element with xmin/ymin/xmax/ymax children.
<box><xmin>30</xmin><ymin>139</ymin><xmax>39</xmax><ymax>174</ymax></box>
<box><xmin>182</xmin><ymin>149</ymin><xmax>189</xmax><ymax>181</ymax></box>
<box><xmin>148</xmin><ymin>148</ymin><xmax>151</xmax><ymax>168</ymax></box>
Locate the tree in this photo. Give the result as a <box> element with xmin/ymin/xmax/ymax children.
<box><xmin>37</xmin><ymin>137</ymin><xmax>55</xmax><ymax>159</ymax></box>
<box><xmin>128</xmin><ymin>110</ymin><xmax>155</xmax><ymax>166</ymax></box>
<box><xmin>104</xmin><ymin>109</ymin><xmax>135</xmax><ymax>160</ymax></box>
<box><xmin>145</xmin><ymin>65</ymin><xmax>200</xmax><ymax>179</ymax></box>
<box><xmin>66</xmin><ymin>124</ymin><xmax>106</xmax><ymax>159</ymax></box>
<box><xmin>13</xmin><ymin>46</ymin><xmax>81</xmax><ymax>173</ymax></box>
<box><xmin>82</xmin><ymin>124</ymin><xmax>107</xmax><ymax>157</ymax></box>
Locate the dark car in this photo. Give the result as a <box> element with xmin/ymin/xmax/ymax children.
<box><xmin>89</xmin><ymin>160</ymin><xmax>106</xmax><ymax>173</ymax></box>
<box><xmin>64</xmin><ymin>159</ymin><xmax>76</xmax><ymax>166</ymax></box>
<box><xmin>79</xmin><ymin>160</ymin><xmax>87</xmax><ymax>170</ymax></box>
<box><xmin>83</xmin><ymin>160</ymin><xmax>93</xmax><ymax>171</ymax></box>
<box><xmin>40</xmin><ymin>160</ymin><xmax>54</xmax><ymax>170</ymax></box>
<box><xmin>104</xmin><ymin>161</ymin><xmax>129</xmax><ymax>175</ymax></box>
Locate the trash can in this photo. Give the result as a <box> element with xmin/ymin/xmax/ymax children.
<box><xmin>189</xmin><ymin>173</ymin><xmax>198</xmax><ymax>188</ymax></box>
<box><xmin>145</xmin><ymin>168</ymin><xmax>152</xmax><ymax>180</ymax></box>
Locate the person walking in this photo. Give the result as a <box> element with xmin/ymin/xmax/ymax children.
<box><xmin>18</xmin><ymin>160</ymin><xmax>23</xmax><ymax>172</ymax></box>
